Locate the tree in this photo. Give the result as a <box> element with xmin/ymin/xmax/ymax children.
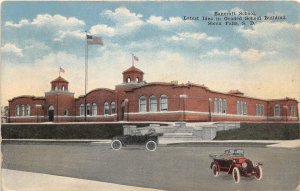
<box><xmin>1</xmin><ymin>106</ymin><xmax>8</xmax><ymax>123</ymax></box>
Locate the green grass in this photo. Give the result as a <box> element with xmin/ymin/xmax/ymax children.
<box><xmin>214</xmin><ymin>123</ymin><xmax>300</xmax><ymax>140</ymax></box>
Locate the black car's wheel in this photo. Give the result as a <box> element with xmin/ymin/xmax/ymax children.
<box><xmin>145</xmin><ymin>140</ymin><xmax>157</xmax><ymax>151</ymax></box>
<box><xmin>212</xmin><ymin>164</ymin><xmax>220</xmax><ymax>177</ymax></box>
<box><xmin>111</xmin><ymin>140</ymin><xmax>122</xmax><ymax>150</ymax></box>
<box><xmin>232</xmin><ymin>167</ymin><xmax>240</xmax><ymax>183</ymax></box>
<box><xmin>255</xmin><ymin>166</ymin><xmax>263</xmax><ymax>180</ymax></box>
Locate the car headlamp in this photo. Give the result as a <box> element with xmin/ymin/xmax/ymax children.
<box><xmin>242</xmin><ymin>162</ymin><xmax>247</xmax><ymax>169</ymax></box>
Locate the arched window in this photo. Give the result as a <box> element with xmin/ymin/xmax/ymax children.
<box><xmin>62</xmin><ymin>86</ymin><xmax>65</xmax><ymax>91</ymax></box>
<box><xmin>222</xmin><ymin>99</ymin><xmax>227</xmax><ymax>113</ymax></box>
<box><xmin>149</xmin><ymin>96</ymin><xmax>157</xmax><ymax>112</ymax></box>
<box><xmin>274</xmin><ymin>104</ymin><xmax>281</xmax><ymax>117</ymax></box>
<box><xmin>214</xmin><ymin>98</ymin><xmax>218</xmax><ymax>113</ymax></box>
<box><xmin>111</xmin><ymin>102</ymin><xmax>116</xmax><ymax>114</ymax></box>
<box><xmin>219</xmin><ymin>98</ymin><xmax>222</xmax><ymax>113</ymax></box>
<box><xmin>104</xmin><ymin>102</ymin><xmax>109</xmax><ymax>115</ymax></box>
<box><xmin>92</xmin><ymin>103</ymin><xmax>97</xmax><ymax>116</ymax></box>
<box><xmin>80</xmin><ymin>104</ymin><xmax>85</xmax><ymax>116</ymax></box>
<box><xmin>25</xmin><ymin>104</ymin><xmax>30</xmax><ymax>116</ymax></box>
<box><xmin>139</xmin><ymin>96</ymin><xmax>147</xmax><ymax>112</ymax></box>
<box><xmin>55</xmin><ymin>86</ymin><xmax>58</xmax><ymax>91</ymax></box>
<box><xmin>15</xmin><ymin>105</ymin><xmax>20</xmax><ymax>116</ymax></box>
<box><xmin>64</xmin><ymin>109</ymin><xmax>69</xmax><ymax>116</ymax></box>
<box><xmin>136</xmin><ymin>77</ymin><xmax>139</xmax><ymax>82</ymax></box>
<box><xmin>21</xmin><ymin>105</ymin><xmax>25</xmax><ymax>116</ymax></box>
<box><xmin>127</xmin><ymin>77</ymin><xmax>131</xmax><ymax>83</ymax></box>
<box><xmin>86</xmin><ymin>104</ymin><xmax>91</xmax><ymax>116</ymax></box>
<box><xmin>160</xmin><ymin>95</ymin><xmax>168</xmax><ymax>111</ymax></box>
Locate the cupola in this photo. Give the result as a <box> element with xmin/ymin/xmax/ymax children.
<box><xmin>122</xmin><ymin>66</ymin><xmax>144</xmax><ymax>83</ymax></box>
<box><xmin>51</xmin><ymin>76</ymin><xmax>69</xmax><ymax>91</ymax></box>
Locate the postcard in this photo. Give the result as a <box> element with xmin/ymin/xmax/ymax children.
<box><xmin>1</xmin><ymin>1</ymin><xmax>299</xmax><ymax>191</ymax></box>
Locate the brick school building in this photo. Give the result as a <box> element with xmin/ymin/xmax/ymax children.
<box><xmin>7</xmin><ymin>65</ymin><xmax>299</xmax><ymax>123</ymax></box>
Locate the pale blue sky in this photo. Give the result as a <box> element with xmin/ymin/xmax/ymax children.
<box><xmin>1</xmin><ymin>1</ymin><xmax>300</xmax><ymax>106</ymax></box>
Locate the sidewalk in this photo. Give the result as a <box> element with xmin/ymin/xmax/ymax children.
<box><xmin>1</xmin><ymin>169</ymin><xmax>163</xmax><ymax>191</ymax></box>
<box><xmin>3</xmin><ymin>139</ymin><xmax>300</xmax><ymax>148</ymax></box>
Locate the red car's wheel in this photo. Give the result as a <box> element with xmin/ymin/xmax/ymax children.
<box><xmin>255</xmin><ymin>166</ymin><xmax>263</xmax><ymax>180</ymax></box>
<box><xmin>212</xmin><ymin>164</ymin><xmax>220</xmax><ymax>177</ymax></box>
<box><xmin>232</xmin><ymin>167</ymin><xmax>240</xmax><ymax>183</ymax></box>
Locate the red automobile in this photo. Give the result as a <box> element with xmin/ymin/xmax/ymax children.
<box><xmin>209</xmin><ymin>149</ymin><xmax>263</xmax><ymax>183</ymax></box>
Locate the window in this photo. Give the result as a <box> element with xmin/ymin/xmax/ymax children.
<box><xmin>237</xmin><ymin>101</ymin><xmax>247</xmax><ymax>115</ymax></box>
<box><xmin>237</xmin><ymin>101</ymin><xmax>240</xmax><ymax>115</ymax></box>
<box><xmin>256</xmin><ymin>104</ymin><xmax>264</xmax><ymax>116</ymax></box>
<box><xmin>86</xmin><ymin>104</ymin><xmax>91</xmax><ymax>115</ymax></box>
<box><xmin>274</xmin><ymin>104</ymin><xmax>281</xmax><ymax>117</ymax></box>
<box><xmin>64</xmin><ymin>109</ymin><xmax>69</xmax><ymax>116</ymax></box>
<box><xmin>15</xmin><ymin>105</ymin><xmax>20</xmax><ymax>116</ymax></box>
<box><xmin>219</xmin><ymin>98</ymin><xmax>223</xmax><ymax>113</ymax></box>
<box><xmin>80</xmin><ymin>104</ymin><xmax>85</xmax><ymax>116</ymax></box>
<box><xmin>111</xmin><ymin>102</ymin><xmax>116</xmax><ymax>114</ymax></box>
<box><xmin>62</xmin><ymin>86</ymin><xmax>65</xmax><ymax>91</ymax></box>
<box><xmin>21</xmin><ymin>105</ymin><xmax>25</xmax><ymax>116</ymax></box>
<box><xmin>160</xmin><ymin>95</ymin><xmax>168</xmax><ymax>111</ymax></box>
<box><xmin>222</xmin><ymin>99</ymin><xmax>227</xmax><ymax>113</ymax></box>
<box><xmin>261</xmin><ymin>105</ymin><xmax>264</xmax><ymax>116</ymax></box>
<box><xmin>214</xmin><ymin>98</ymin><xmax>218</xmax><ymax>113</ymax></box>
<box><xmin>136</xmin><ymin>77</ymin><xmax>139</xmax><ymax>82</ymax></box>
<box><xmin>139</xmin><ymin>96</ymin><xmax>147</xmax><ymax>112</ymax></box>
<box><xmin>104</xmin><ymin>102</ymin><xmax>109</xmax><ymax>115</ymax></box>
<box><xmin>127</xmin><ymin>77</ymin><xmax>131</xmax><ymax>83</ymax></box>
<box><xmin>25</xmin><ymin>104</ymin><xmax>30</xmax><ymax>116</ymax></box>
<box><xmin>290</xmin><ymin>105</ymin><xmax>297</xmax><ymax>117</ymax></box>
<box><xmin>243</xmin><ymin>102</ymin><xmax>247</xmax><ymax>115</ymax></box>
<box><xmin>150</xmin><ymin>96</ymin><xmax>157</xmax><ymax>112</ymax></box>
<box><xmin>92</xmin><ymin>103</ymin><xmax>97</xmax><ymax>116</ymax></box>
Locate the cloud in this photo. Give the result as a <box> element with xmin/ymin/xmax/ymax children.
<box><xmin>54</xmin><ymin>30</ymin><xmax>85</xmax><ymax>41</ymax></box>
<box><xmin>90</xmin><ymin>24</ymin><xmax>115</xmax><ymax>37</ymax></box>
<box><xmin>147</xmin><ymin>16</ymin><xmax>182</xmax><ymax>26</ymax></box>
<box><xmin>98</xmin><ymin>7</ymin><xmax>143</xmax><ymax>35</ymax></box>
<box><xmin>5</xmin><ymin>14</ymin><xmax>85</xmax><ymax>29</ymax></box>
<box><xmin>5</xmin><ymin>19</ymin><xmax>29</xmax><ymax>28</ymax></box>
<box><xmin>240</xmin><ymin>48</ymin><xmax>277</xmax><ymax>62</ymax></box>
<box><xmin>237</xmin><ymin>22</ymin><xmax>300</xmax><ymax>51</ymax></box>
<box><xmin>201</xmin><ymin>48</ymin><xmax>277</xmax><ymax>63</ymax></box>
<box><xmin>1</xmin><ymin>43</ymin><xmax>23</xmax><ymax>57</ymax></box>
<box><xmin>168</xmin><ymin>32</ymin><xmax>221</xmax><ymax>42</ymax></box>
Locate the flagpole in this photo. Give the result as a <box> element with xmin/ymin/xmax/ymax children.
<box><xmin>132</xmin><ymin>53</ymin><xmax>134</xmax><ymax>66</ymax></box>
<box><xmin>85</xmin><ymin>31</ymin><xmax>88</xmax><ymax>121</ymax></box>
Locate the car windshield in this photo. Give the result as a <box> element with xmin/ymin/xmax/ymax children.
<box><xmin>225</xmin><ymin>149</ymin><xmax>244</xmax><ymax>156</ymax></box>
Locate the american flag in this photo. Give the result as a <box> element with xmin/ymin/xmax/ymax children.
<box><xmin>133</xmin><ymin>54</ymin><xmax>139</xmax><ymax>61</ymax></box>
<box><xmin>87</xmin><ymin>34</ymin><xmax>103</xmax><ymax>45</ymax></box>
<box><xmin>60</xmin><ymin>67</ymin><xmax>65</xmax><ymax>73</ymax></box>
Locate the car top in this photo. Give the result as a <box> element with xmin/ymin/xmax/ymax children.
<box><xmin>209</xmin><ymin>149</ymin><xmax>245</xmax><ymax>160</ymax></box>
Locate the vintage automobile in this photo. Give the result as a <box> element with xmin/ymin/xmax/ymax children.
<box><xmin>111</xmin><ymin>126</ymin><xmax>163</xmax><ymax>151</ymax></box>
<box><xmin>209</xmin><ymin>149</ymin><xmax>263</xmax><ymax>183</ymax></box>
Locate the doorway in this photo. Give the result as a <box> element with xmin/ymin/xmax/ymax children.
<box><xmin>48</xmin><ymin>105</ymin><xmax>54</xmax><ymax>121</ymax></box>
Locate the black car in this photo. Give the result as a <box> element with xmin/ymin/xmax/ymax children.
<box><xmin>111</xmin><ymin>126</ymin><xmax>163</xmax><ymax>151</ymax></box>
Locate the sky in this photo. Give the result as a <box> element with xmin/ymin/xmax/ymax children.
<box><xmin>1</xmin><ymin>1</ymin><xmax>300</xmax><ymax>107</ymax></box>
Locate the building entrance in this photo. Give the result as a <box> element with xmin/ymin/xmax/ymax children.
<box><xmin>48</xmin><ymin>105</ymin><xmax>54</xmax><ymax>121</ymax></box>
